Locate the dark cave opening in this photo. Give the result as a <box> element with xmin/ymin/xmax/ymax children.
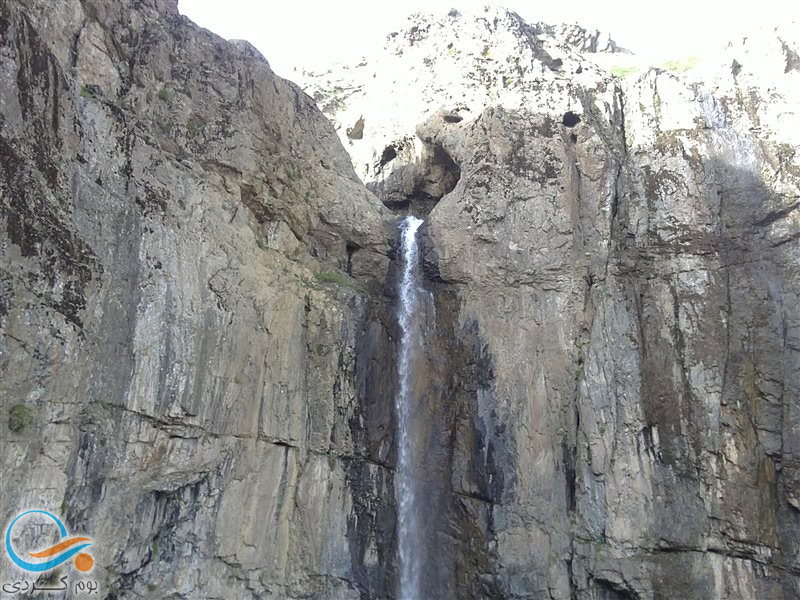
<box><xmin>345</xmin><ymin>242</ymin><xmax>359</xmax><ymax>275</ymax></box>
<box><xmin>382</xmin><ymin>192</ymin><xmax>439</xmax><ymax>217</ymax></box>
<box><xmin>427</xmin><ymin>143</ymin><xmax>460</xmax><ymax>194</ymax></box>
<box><xmin>379</xmin><ymin>145</ymin><xmax>397</xmax><ymax>167</ymax></box>
<box><xmin>562</xmin><ymin>111</ymin><xmax>581</xmax><ymax>127</ymax></box>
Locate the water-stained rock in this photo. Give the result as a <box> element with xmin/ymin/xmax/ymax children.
<box><xmin>302</xmin><ymin>7</ymin><xmax>800</xmax><ymax>599</ymax></box>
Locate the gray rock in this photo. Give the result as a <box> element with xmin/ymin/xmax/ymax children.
<box><xmin>1</xmin><ymin>0</ymin><xmax>394</xmax><ymax>597</ymax></box>
<box><xmin>2</xmin><ymin>2</ymin><xmax>799</xmax><ymax>599</ymax></box>
<box><xmin>302</xmin><ymin>7</ymin><xmax>800</xmax><ymax>599</ymax></box>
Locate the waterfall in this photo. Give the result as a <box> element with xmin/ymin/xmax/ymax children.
<box><xmin>395</xmin><ymin>215</ymin><xmax>424</xmax><ymax>600</ymax></box>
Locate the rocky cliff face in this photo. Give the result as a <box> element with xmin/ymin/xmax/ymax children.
<box><xmin>1</xmin><ymin>0</ymin><xmax>395</xmax><ymax>597</ymax></box>
<box><xmin>302</xmin><ymin>8</ymin><xmax>800</xmax><ymax>599</ymax></box>
<box><xmin>1</xmin><ymin>2</ymin><xmax>798</xmax><ymax>599</ymax></box>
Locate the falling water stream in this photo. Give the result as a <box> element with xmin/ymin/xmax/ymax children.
<box><xmin>395</xmin><ymin>215</ymin><xmax>424</xmax><ymax>600</ymax></box>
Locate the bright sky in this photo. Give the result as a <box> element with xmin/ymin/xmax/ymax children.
<box><xmin>179</xmin><ymin>0</ymin><xmax>799</xmax><ymax>77</ymax></box>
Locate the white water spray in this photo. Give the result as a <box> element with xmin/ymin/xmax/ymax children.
<box><xmin>395</xmin><ymin>215</ymin><xmax>424</xmax><ymax>600</ymax></box>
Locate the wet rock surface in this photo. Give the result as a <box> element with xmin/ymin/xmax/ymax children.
<box><xmin>302</xmin><ymin>7</ymin><xmax>800</xmax><ymax>599</ymax></box>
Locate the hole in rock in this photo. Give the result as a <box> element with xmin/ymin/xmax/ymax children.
<box><xmin>562</xmin><ymin>111</ymin><xmax>581</xmax><ymax>127</ymax></box>
<box><xmin>345</xmin><ymin>242</ymin><xmax>359</xmax><ymax>275</ymax></box>
<box><xmin>596</xmin><ymin>580</ymin><xmax>638</xmax><ymax>600</ymax></box>
<box><xmin>443</xmin><ymin>114</ymin><xmax>463</xmax><ymax>124</ymax></box>
<box><xmin>374</xmin><ymin>143</ymin><xmax>461</xmax><ymax>217</ymax></box>
<box><xmin>380</xmin><ymin>145</ymin><xmax>397</xmax><ymax>167</ymax></box>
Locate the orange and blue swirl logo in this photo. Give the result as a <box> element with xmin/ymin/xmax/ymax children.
<box><xmin>5</xmin><ymin>510</ymin><xmax>93</xmax><ymax>572</ymax></box>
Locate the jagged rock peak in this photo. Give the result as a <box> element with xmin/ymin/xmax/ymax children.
<box><xmin>298</xmin><ymin>5</ymin><xmax>620</xmax><ymax>204</ymax></box>
<box><xmin>528</xmin><ymin>21</ymin><xmax>632</xmax><ymax>54</ymax></box>
<box><xmin>384</xmin><ymin>6</ymin><xmax>628</xmax><ymax>57</ymax></box>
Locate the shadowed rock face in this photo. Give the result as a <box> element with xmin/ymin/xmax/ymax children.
<box><xmin>302</xmin><ymin>7</ymin><xmax>800</xmax><ymax>600</ymax></box>
<box><xmin>1</xmin><ymin>2</ymin><xmax>799</xmax><ymax>600</ymax></box>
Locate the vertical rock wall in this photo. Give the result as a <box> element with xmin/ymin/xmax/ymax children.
<box><xmin>303</xmin><ymin>8</ymin><xmax>800</xmax><ymax>599</ymax></box>
<box><xmin>2</xmin><ymin>2</ymin><xmax>799</xmax><ymax>599</ymax></box>
<box><xmin>1</xmin><ymin>1</ymin><xmax>397</xmax><ymax>598</ymax></box>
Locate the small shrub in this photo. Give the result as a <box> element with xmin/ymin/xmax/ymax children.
<box><xmin>610</xmin><ymin>66</ymin><xmax>640</xmax><ymax>78</ymax></box>
<box><xmin>157</xmin><ymin>87</ymin><xmax>169</xmax><ymax>101</ymax></box>
<box><xmin>285</xmin><ymin>166</ymin><xmax>302</xmax><ymax>181</ymax></box>
<box><xmin>93</xmin><ymin>398</ymin><xmax>111</xmax><ymax>411</ymax></box>
<box><xmin>661</xmin><ymin>56</ymin><xmax>699</xmax><ymax>72</ymax></box>
<box><xmin>186</xmin><ymin>117</ymin><xmax>204</xmax><ymax>136</ymax></box>
<box><xmin>314</xmin><ymin>271</ymin><xmax>365</xmax><ymax>293</ymax></box>
<box><xmin>79</xmin><ymin>84</ymin><xmax>103</xmax><ymax>100</ymax></box>
<box><xmin>8</xmin><ymin>404</ymin><xmax>33</xmax><ymax>432</ymax></box>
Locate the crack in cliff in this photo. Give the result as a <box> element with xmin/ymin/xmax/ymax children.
<box><xmin>668</xmin><ymin>282</ymin><xmax>702</xmax><ymax>466</ymax></box>
<box><xmin>610</xmin><ymin>85</ymin><xmax>627</xmax><ymax>230</ymax></box>
<box><xmin>451</xmin><ymin>488</ymin><xmax>494</xmax><ymax>505</ymax></box>
<box><xmin>575</xmin><ymin>534</ymin><xmax>799</xmax><ymax>575</ymax></box>
<box><xmin>567</xmin><ymin>81</ymin><xmax>630</xmax><ymax>600</ymax></box>
<box><xmin>106</xmin><ymin>404</ymin><xmax>394</xmax><ymax>472</ymax></box>
<box><xmin>770</xmin><ymin>230</ymin><xmax>800</xmax><ymax>247</ymax></box>
<box><xmin>754</xmin><ymin>199</ymin><xmax>800</xmax><ymax>226</ymax></box>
